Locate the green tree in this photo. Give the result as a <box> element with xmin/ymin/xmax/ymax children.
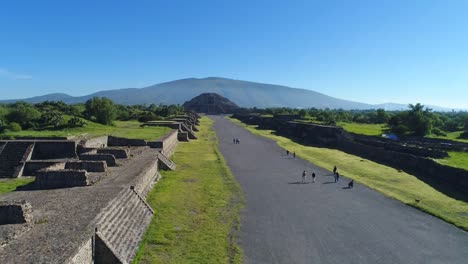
<box><xmin>84</xmin><ymin>97</ymin><xmax>116</xmax><ymax>125</ymax></box>
<box><xmin>39</xmin><ymin>110</ymin><xmax>64</xmax><ymax>129</ymax></box>
<box><xmin>374</xmin><ymin>109</ymin><xmax>390</xmax><ymax>123</ymax></box>
<box><xmin>6</xmin><ymin>104</ymin><xmax>41</xmax><ymax>129</ymax></box>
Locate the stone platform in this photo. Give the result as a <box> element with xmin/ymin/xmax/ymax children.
<box><xmin>0</xmin><ymin>147</ymin><xmax>160</xmax><ymax>264</ymax></box>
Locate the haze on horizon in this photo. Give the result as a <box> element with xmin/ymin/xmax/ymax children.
<box><xmin>1</xmin><ymin>0</ymin><xmax>467</xmax><ymax>109</ymax></box>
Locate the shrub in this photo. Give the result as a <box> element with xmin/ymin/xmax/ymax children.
<box><xmin>8</xmin><ymin>122</ymin><xmax>22</xmax><ymax>132</ymax></box>
<box><xmin>67</xmin><ymin>117</ymin><xmax>86</xmax><ymax>128</ymax></box>
<box><xmin>432</xmin><ymin>127</ymin><xmax>447</xmax><ymax>137</ymax></box>
<box><xmin>459</xmin><ymin>131</ymin><xmax>468</xmax><ymax>139</ymax></box>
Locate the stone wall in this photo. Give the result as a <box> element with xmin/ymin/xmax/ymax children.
<box><xmin>94</xmin><ymin>187</ymin><xmax>153</xmax><ymax>263</ymax></box>
<box><xmin>79</xmin><ymin>154</ymin><xmax>117</xmax><ymax>166</ymax></box>
<box><xmin>107</xmin><ymin>136</ymin><xmax>146</xmax><ymax>147</ymax></box>
<box><xmin>0</xmin><ymin>200</ymin><xmax>33</xmax><ymax>225</ymax></box>
<box><xmin>31</xmin><ymin>141</ymin><xmax>77</xmax><ymax>160</ymax></box>
<box><xmin>81</xmin><ymin>136</ymin><xmax>108</xmax><ymax>148</ymax></box>
<box><xmin>68</xmin><ymin>238</ymin><xmax>93</xmax><ymax>264</ymax></box>
<box><xmin>177</xmin><ymin>132</ymin><xmax>189</xmax><ymax>142</ymax></box>
<box><xmin>22</xmin><ymin>161</ymin><xmax>64</xmax><ymax>176</ymax></box>
<box><xmin>133</xmin><ymin>159</ymin><xmax>159</xmax><ymax>196</ymax></box>
<box><xmin>97</xmin><ymin>148</ymin><xmax>129</xmax><ymax>159</ymax></box>
<box><xmin>65</xmin><ymin>161</ymin><xmax>107</xmax><ymax>172</ymax></box>
<box><xmin>35</xmin><ymin>169</ymin><xmax>89</xmax><ymax>189</ymax></box>
<box><xmin>149</xmin><ymin>129</ymin><xmax>179</xmax><ymax>156</ymax></box>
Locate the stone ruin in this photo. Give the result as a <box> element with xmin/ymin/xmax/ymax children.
<box><xmin>182</xmin><ymin>93</ymin><xmax>240</xmax><ymax>114</ymax></box>
<box><xmin>0</xmin><ymin>112</ymin><xmax>200</xmax><ymax>263</ymax></box>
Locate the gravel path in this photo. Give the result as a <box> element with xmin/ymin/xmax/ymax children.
<box><xmin>212</xmin><ymin>116</ymin><xmax>468</xmax><ymax>264</ymax></box>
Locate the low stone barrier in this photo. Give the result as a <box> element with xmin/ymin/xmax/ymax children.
<box><xmin>0</xmin><ymin>200</ymin><xmax>33</xmax><ymax>225</ymax></box>
<box><xmin>35</xmin><ymin>169</ymin><xmax>90</xmax><ymax>189</ymax></box>
<box><xmin>149</xmin><ymin>130</ymin><xmax>178</xmax><ymax>156</ymax></box>
<box><xmin>107</xmin><ymin>136</ymin><xmax>146</xmax><ymax>147</ymax></box>
<box><xmin>177</xmin><ymin>132</ymin><xmax>189</xmax><ymax>142</ymax></box>
<box><xmin>31</xmin><ymin>141</ymin><xmax>77</xmax><ymax>160</ymax></box>
<box><xmin>81</xmin><ymin>136</ymin><xmax>108</xmax><ymax>148</ymax></box>
<box><xmin>65</xmin><ymin>161</ymin><xmax>107</xmax><ymax>172</ymax></box>
<box><xmin>97</xmin><ymin>148</ymin><xmax>129</xmax><ymax>159</ymax></box>
<box><xmin>79</xmin><ymin>154</ymin><xmax>117</xmax><ymax>166</ymax></box>
<box><xmin>22</xmin><ymin>161</ymin><xmax>64</xmax><ymax>176</ymax></box>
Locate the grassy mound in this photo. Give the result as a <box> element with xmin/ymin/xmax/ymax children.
<box><xmin>134</xmin><ymin>117</ymin><xmax>243</xmax><ymax>263</ymax></box>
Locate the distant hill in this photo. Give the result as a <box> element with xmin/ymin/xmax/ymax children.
<box><xmin>0</xmin><ymin>77</ymin><xmax>457</xmax><ymax>111</ymax></box>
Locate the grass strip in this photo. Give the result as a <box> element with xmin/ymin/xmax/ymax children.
<box><xmin>134</xmin><ymin>116</ymin><xmax>243</xmax><ymax>263</ymax></box>
<box><xmin>229</xmin><ymin>117</ymin><xmax>468</xmax><ymax>231</ymax></box>
<box><xmin>337</xmin><ymin>122</ymin><xmax>386</xmax><ymax>136</ymax></box>
<box><xmin>0</xmin><ymin>177</ymin><xmax>35</xmax><ymax>195</ymax></box>
<box><xmin>435</xmin><ymin>151</ymin><xmax>468</xmax><ymax>171</ymax></box>
<box><xmin>1</xmin><ymin>117</ymin><xmax>170</xmax><ymax>141</ymax></box>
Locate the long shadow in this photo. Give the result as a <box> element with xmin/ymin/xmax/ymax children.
<box><xmin>288</xmin><ymin>181</ymin><xmax>309</xmax><ymax>184</ymax></box>
<box><xmin>15</xmin><ymin>181</ymin><xmax>39</xmax><ymax>191</ymax></box>
<box><xmin>342</xmin><ymin>186</ymin><xmax>352</xmax><ymax>189</ymax></box>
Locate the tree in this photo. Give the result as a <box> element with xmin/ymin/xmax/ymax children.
<box><xmin>39</xmin><ymin>110</ymin><xmax>64</xmax><ymax>129</ymax></box>
<box><xmin>387</xmin><ymin>103</ymin><xmax>433</xmax><ymax>136</ymax></box>
<box><xmin>6</xmin><ymin>104</ymin><xmax>41</xmax><ymax>129</ymax></box>
<box><xmin>374</xmin><ymin>109</ymin><xmax>390</xmax><ymax>124</ymax></box>
<box><xmin>84</xmin><ymin>97</ymin><xmax>116</xmax><ymax>125</ymax></box>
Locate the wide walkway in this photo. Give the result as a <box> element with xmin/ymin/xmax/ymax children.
<box><xmin>212</xmin><ymin>116</ymin><xmax>468</xmax><ymax>264</ymax></box>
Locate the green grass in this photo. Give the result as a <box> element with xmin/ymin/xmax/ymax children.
<box><xmin>0</xmin><ymin>177</ymin><xmax>35</xmax><ymax>195</ymax></box>
<box><xmin>429</xmin><ymin>131</ymin><xmax>468</xmax><ymax>143</ymax></box>
<box><xmin>133</xmin><ymin>117</ymin><xmax>243</xmax><ymax>264</ymax></box>
<box><xmin>337</xmin><ymin>122</ymin><xmax>386</xmax><ymax>136</ymax></box>
<box><xmin>435</xmin><ymin>151</ymin><xmax>468</xmax><ymax>171</ymax></box>
<box><xmin>0</xmin><ymin>117</ymin><xmax>170</xmax><ymax>141</ymax></box>
<box><xmin>229</xmin><ymin>117</ymin><xmax>468</xmax><ymax>231</ymax></box>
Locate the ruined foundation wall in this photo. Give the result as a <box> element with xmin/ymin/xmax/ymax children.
<box><xmin>31</xmin><ymin>141</ymin><xmax>77</xmax><ymax>160</ymax></box>
<box><xmin>107</xmin><ymin>136</ymin><xmax>146</xmax><ymax>147</ymax></box>
<box><xmin>149</xmin><ymin>130</ymin><xmax>179</xmax><ymax>156</ymax></box>
<box><xmin>82</xmin><ymin>136</ymin><xmax>108</xmax><ymax>148</ymax></box>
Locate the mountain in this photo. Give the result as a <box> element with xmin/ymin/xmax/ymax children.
<box><xmin>0</xmin><ymin>77</ymin><xmax>458</xmax><ymax>111</ymax></box>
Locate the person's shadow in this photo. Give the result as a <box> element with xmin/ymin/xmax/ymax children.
<box><xmin>288</xmin><ymin>181</ymin><xmax>309</xmax><ymax>184</ymax></box>
<box><xmin>322</xmin><ymin>181</ymin><xmax>335</xmax><ymax>184</ymax></box>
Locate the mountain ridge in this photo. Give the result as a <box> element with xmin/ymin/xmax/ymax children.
<box><xmin>0</xmin><ymin>77</ymin><xmax>459</xmax><ymax>111</ymax></box>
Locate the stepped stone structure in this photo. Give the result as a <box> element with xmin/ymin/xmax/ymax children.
<box><xmin>0</xmin><ymin>112</ymin><xmax>200</xmax><ymax>263</ymax></box>
<box><xmin>182</xmin><ymin>93</ymin><xmax>240</xmax><ymax>114</ymax></box>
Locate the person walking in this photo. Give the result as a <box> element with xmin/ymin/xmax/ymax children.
<box><xmin>293</xmin><ymin>152</ymin><xmax>296</xmax><ymax>159</ymax></box>
<box><xmin>302</xmin><ymin>170</ymin><xmax>306</xmax><ymax>183</ymax></box>
<box><xmin>311</xmin><ymin>172</ymin><xmax>316</xmax><ymax>183</ymax></box>
<box><xmin>286</xmin><ymin>150</ymin><xmax>289</xmax><ymax>156</ymax></box>
<box><xmin>348</xmin><ymin>180</ymin><xmax>354</xmax><ymax>188</ymax></box>
<box><xmin>233</xmin><ymin>138</ymin><xmax>236</xmax><ymax>144</ymax></box>
<box><xmin>333</xmin><ymin>165</ymin><xmax>337</xmax><ymax>174</ymax></box>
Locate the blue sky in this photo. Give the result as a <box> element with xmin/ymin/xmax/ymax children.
<box><xmin>1</xmin><ymin>0</ymin><xmax>467</xmax><ymax>108</ymax></box>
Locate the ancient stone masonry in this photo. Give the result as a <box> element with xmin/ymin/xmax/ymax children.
<box><xmin>233</xmin><ymin>114</ymin><xmax>468</xmax><ymax>200</ymax></box>
<box><xmin>182</xmin><ymin>93</ymin><xmax>240</xmax><ymax>114</ymax></box>
<box><xmin>0</xmin><ymin>111</ymin><xmax>201</xmax><ymax>263</ymax></box>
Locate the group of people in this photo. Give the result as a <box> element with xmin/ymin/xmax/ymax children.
<box><xmin>301</xmin><ymin>170</ymin><xmax>316</xmax><ymax>183</ymax></box>
<box><xmin>232</xmin><ymin>138</ymin><xmax>240</xmax><ymax>144</ymax></box>
<box><xmin>301</xmin><ymin>165</ymin><xmax>354</xmax><ymax>188</ymax></box>
<box><xmin>286</xmin><ymin>150</ymin><xmax>296</xmax><ymax>159</ymax></box>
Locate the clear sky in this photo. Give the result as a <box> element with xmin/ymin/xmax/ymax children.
<box><xmin>1</xmin><ymin>0</ymin><xmax>467</xmax><ymax>108</ymax></box>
